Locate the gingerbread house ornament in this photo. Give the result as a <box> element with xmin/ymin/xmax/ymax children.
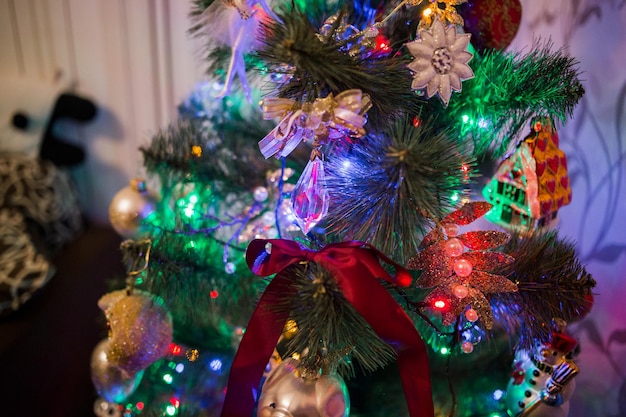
<box><xmin>482</xmin><ymin>117</ymin><xmax>572</xmax><ymax>231</ymax></box>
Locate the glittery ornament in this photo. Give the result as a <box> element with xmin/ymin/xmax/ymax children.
<box><xmin>257</xmin><ymin>358</ymin><xmax>349</xmax><ymax>417</ymax></box>
<box><xmin>407</xmin><ymin>241</ymin><xmax>453</xmax><ymax>287</ymax></box>
<box><xmin>419</xmin><ymin>0</ymin><xmax>468</xmax><ymax>28</ymax></box>
<box><xmin>442</xmin><ymin>201</ymin><xmax>492</xmax><ymax>225</ymax></box>
<box><xmin>461</xmin><ymin>251</ymin><xmax>515</xmax><ymax>271</ymax></box>
<box><xmin>470</xmin><ymin>270</ymin><xmax>517</xmax><ymax>294</ymax></box>
<box><xmin>98</xmin><ymin>289</ymin><xmax>173</xmax><ymax>374</ymax></box>
<box><xmin>457</xmin><ymin>230</ymin><xmax>510</xmax><ymax>250</ymax></box>
<box><xmin>410</xmin><ymin>202</ymin><xmax>517</xmax><ymax>329</ymax></box>
<box><xmin>108</xmin><ymin>178</ymin><xmax>158</xmax><ymax>239</ymax></box>
<box><xmin>90</xmin><ymin>339</ymin><xmax>144</xmax><ymax>403</ymax></box>
<box><xmin>467</xmin><ymin>286</ymin><xmax>496</xmax><ymax>328</ymax></box>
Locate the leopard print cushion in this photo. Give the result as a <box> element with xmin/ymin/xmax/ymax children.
<box><xmin>0</xmin><ymin>154</ymin><xmax>83</xmax><ymax>253</ymax></box>
<box><xmin>0</xmin><ymin>209</ymin><xmax>54</xmax><ymax>316</ymax></box>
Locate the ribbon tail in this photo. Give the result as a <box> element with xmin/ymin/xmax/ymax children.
<box><xmin>339</xmin><ymin>268</ymin><xmax>434</xmax><ymax>417</ymax></box>
<box><xmin>258</xmin><ymin>126</ymin><xmax>286</xmax><ymax>159</ymax></box>
<box><xmin>277</xmin><ymin>129</ymin><xmax>306</xmax><ymax>158</ymax></box>
<box><xmin>349</xmin><ymin>244</ymin><xmax>413</xmax><ymax>288</ymax></box>
<box><xmin>220</xmin><ymin>273</ymin><xmax>296</xmax><ymax>417</ymax></box>
<box><xmin>258</xmin><ymin>112</ymin><xmax>305</xmax><ymax>159</ymax></box>
<box><xmin>258</xmin><ymin>129</ymin><xmax>305</xmax><ymax>160</ymax></box>
<box><xmin>262</xmin><ymin>98</ymin><xmax>297</xmax><ymax>120</ymax></box>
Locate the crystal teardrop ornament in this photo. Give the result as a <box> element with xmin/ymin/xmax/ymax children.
<box><xmin>292</xmin><ymin>156</ymin><xmax>329</xmax><ymax>234</ymax></box>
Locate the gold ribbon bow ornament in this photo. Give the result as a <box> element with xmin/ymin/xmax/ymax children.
<box><xmin>258</xmin><ymin>90</ymin><xmax>372</xmax><ymax>159</ymax></box>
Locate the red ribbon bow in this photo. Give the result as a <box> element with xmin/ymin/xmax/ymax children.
<box><xmin>220</xmin><ymin>239</ymin><xmax>434</xmax><ymax>417</ymax></box>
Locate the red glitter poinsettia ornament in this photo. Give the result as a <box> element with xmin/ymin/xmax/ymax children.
<box><xmin>407</xmin><ymin>202</ymin><xmax>517</xmax><ymax>329</ymax></box>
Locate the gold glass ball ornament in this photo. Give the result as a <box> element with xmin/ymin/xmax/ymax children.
<box><xmin>90</xmin><ymin>339</ymin><xmax>144</xmax><ymax>403</ymax></box>
<box><xmin>108</xmin><ymin>178</ymin><xmax>158</xmax><ymax>238</ymax></box>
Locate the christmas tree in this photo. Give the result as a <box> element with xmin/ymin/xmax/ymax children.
<box><xmin>92</xmin><ymin>1</ymin><xmax>595</xmax><ymax>417</ymax></box>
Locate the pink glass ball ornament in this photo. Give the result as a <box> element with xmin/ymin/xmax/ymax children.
<box><xmin>461</xmin><ymin>341</ymin><xmax>474</xmax><ymax>354</ymax></box>
<box><xmin>454</xmin><ymin>259</ymin><xmax>473</xmax><ymax>277</ymax></box>
<box><xmin>445</xmin><ymin>238</ymin><xmax>464</xmax><ymax>257</ymax></box>
<box><xmin>443</xmin><ymin>223</ymin><xmax>459</xmax><ymax>237</ymax></box>
<box><xmin>465</xmin><ymin>308</ymin><xmax>479</xmax><ymax>322</ymax></box>
<box><xmin>453</xmin><ymin>284</ymin><xmax>469</xmax><ymax>299</ymax></box>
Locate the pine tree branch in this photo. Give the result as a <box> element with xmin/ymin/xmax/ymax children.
<box><xmin>325</xmin><ymin>117</ymin><xmax>474</xmax><ymax>263</ymax></box>
<box><xmin>256</xmin><ymin>7</ymin><xmax>425</xmax><ymax>131</ymax></box>
<box><xmin>443</xmin><ymin>42</ymin><xmax>584</xmax><ymax>158</ymax></box>
<box><xmin>273</xmin><ymin>262</ymin><xmax>396</xmax><ymax>378</ymax></box>
<box><xmin>491</xmin><ymin>231</ymin><xmax>596</xmax><ymax>349</ymax></box>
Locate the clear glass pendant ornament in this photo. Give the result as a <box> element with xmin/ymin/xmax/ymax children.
<box><xmin>292</xmin><ymin>156</ymin><xmax>329</xmax><ymax>234</ymax></box>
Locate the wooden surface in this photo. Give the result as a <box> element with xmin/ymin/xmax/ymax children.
<box><xmin>0</xmin><ymin>226</ymin><xmax>124</xmax><ymax>417</ymax></box>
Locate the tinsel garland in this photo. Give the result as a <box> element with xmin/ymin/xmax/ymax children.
<box><xmin>491</xmin><ymin>231</ymin><xmax>595</xmax><ymax>349</ymax></box>
<box><xmin>325</xmin><ymin>118</ymin><xmax>473</xmax><ymax>263</ymax></box>
<box><xmin>442</xmin><ymin>43</ymin><xmax>584</xmax><ymax>158</ymax></box>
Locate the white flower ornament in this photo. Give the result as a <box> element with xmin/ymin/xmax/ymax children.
<box><xmin>407</xmin><ymin>19</ymin><xmax>474</xmax><ymax>105</ymax></box>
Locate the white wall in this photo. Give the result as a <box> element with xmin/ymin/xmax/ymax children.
<box><xmin>0</xmin><ymin>0</ymin><xmax>206</xmax><ymax>223</ymax></box>
<box><xmin>510</xmin><ymin>2</ymin><xmax>626</xmax><ymax>416</ymax></box>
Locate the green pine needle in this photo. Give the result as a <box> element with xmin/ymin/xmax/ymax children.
<box><xmin>122</xmin><ymin>234</ymin><xmax>261</xmax><ymax>352</ymax></box>
<box><xmin>443</xmin><ymin>42</ymin><xmax>584</xmax><ymax>158</ymax></box>
<box><xmin>257</xmin><ymin>7</ymin><xmax>423</xmax><ymax>130</ymax></box>
<box><xmin>492</xmin><ymin>231</ymin><xmax>596</xmax><ymax>349</ymax></box>
<box><xmin>275</xmin><ymin>262</ymin><xmax>396</xmax><ymax>378</ymax></box>
<box><xmin>325</xmin><ymin>117</ymin><xmax>474</xmax><ymax>263</ymax></box>
<box><xmin>188</xmin><ymin>0</ymin><xmax>218</xmax><ymax>35</ymax></box>
<box><xmin>141</xmin><ymin>120</ymin><xmax>278</xmax><ymax>192</ymax></box>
